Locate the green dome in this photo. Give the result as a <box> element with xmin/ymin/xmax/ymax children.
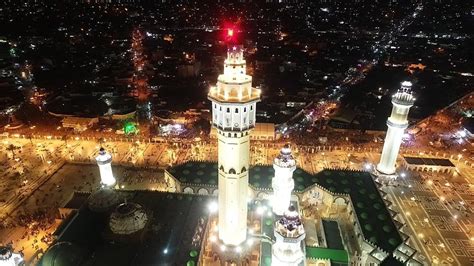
<box><xmin>189</xmin><ymin>250</ymin><xmax>198</xmax><ymax>257</ymax></box>
<box><xmin>41</xmin><ymin>242</ymin><xmax>87</xmax><ymax>266</ymax></box>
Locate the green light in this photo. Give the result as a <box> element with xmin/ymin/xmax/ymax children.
<box><xmin>124</xmin><ymin>122</ymin><xmax>138</xmax><ymax>135</ymax></box>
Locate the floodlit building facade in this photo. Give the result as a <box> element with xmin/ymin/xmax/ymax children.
<box><xmin>377</xmin><ymin>81</ymin><xmax>415</xmax><ymax>175</ymax></box>
<box><xmin>96</xmin><ymin>147</ymin><xmax>116</xmax><ymax>187</ymax></box>
<box><xmin>208</xmin><ymin>44</ymin><xmax>261</xmax><ymax>246</ymax></box>
<box><xmin>272</xmin><ymin>144</ymin><xmax>296</xmax><ymax>216</ymax></box>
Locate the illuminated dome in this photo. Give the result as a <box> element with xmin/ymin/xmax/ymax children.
<box><xmin>274</xmin><ymin>144</ymin><xmax>296</xmax><ymax>168</ymax></box>
<box><xmin>96</xmin><ymin>147</ymin><xmax>112</xmax><ymax>164</ymax></box>
<box><xmin>392</xmin><ymin>80</ymin><xmax>415</xmax><ymax>106</ymax></box>
<box><xmin>109</xmin><ymin>202</ymin><xmax>148</xmax><ymax>235</ymax></box>
<box><xmin>279</xmin><ymin>205</ymin><xmax>301</xmax><ymax>230</ymax></box>
<box><xmin>88</xmin><ymin>188</ymin><xmax>119</xmax><ymax>213</ymax></box>
<box><xmin>40</xmin><ymin>242</ymin><xmax>87</xmax><ymax>266</ymax></box>
<box><xmin>0</xmin><ymin>246</ymin><xmax>12</xmax><ymax>261</ymax></box>
<box><xmin>0</xmin><ymin>245</ymin><xmax>24</xmax><ymax>266</ymax></box>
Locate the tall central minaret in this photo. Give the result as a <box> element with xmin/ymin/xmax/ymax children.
<box><xmin>208</xmin><ymin>31</ymin><xmax>261</xmax><ymax>246</ymax></box>
<box><xmin>377</xmin><ymin>81</ymin><xmax>415</xmax><ymax>175</ymax></box>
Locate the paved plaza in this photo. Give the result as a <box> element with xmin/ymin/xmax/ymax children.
<box><xmin>0</xmin><ymin>136</ymin><xmax>473</xmax><ymax>264</ymax></box>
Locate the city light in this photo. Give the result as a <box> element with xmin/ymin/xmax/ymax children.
<box><xmin>246</xmin><ymin>239</ymin><xmax>254</xmax><ymax>246</ymax></box>
<box><xmin>210</xmin><ymin>235</ymin><xmax>217</xmax><ymax>242</ymax></box>
<box><xmin>0</xmin><ymin>3</ymin><xmax>471</xmax><ymax>266</ymax></box>
<box><xmin>256</xmin><ymin>206</ymin><xmax>266</xmax><ymax>215</ymax></box>
<box><xmin>364</xmin><ymin>163</ymin><xmax>372</xmax><ymax>170</ymax></box>
<box><xmin>208</xmin><ymin>201</ymin><xmax>218</xmax><ymax>213</ymax></box>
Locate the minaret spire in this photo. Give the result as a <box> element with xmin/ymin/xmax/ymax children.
<box><xmin>208</xmin><ymin>30</ymin><xmax>261</xmax><ymax>247</ymax></box>
<box><xmin>377</xmin><ymin>81</ymin><xmax>415</xmax><ymax>175</ymax></box>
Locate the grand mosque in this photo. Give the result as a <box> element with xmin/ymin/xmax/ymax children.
<box><xmin>28</xmin><ymin>34</ymin><xmax>425</xmax><ymax>266</ymax></box>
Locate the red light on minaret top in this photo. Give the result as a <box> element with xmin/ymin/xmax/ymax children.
<box><xmin>223</xmin><ymin>23</ymin><xmax>239</xmax><ymax>43</ymax></box>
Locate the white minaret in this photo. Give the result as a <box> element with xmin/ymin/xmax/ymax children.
<box><xmin>272</xmin><ymin>206</ymin><xmax>306</xmax><ymax>266</ymax></box>
<box><xmin>377</xmin><ymin>81</ymin><xmax>415</xmax><ymax>175</ymax></box>
<box><xmin>208</xmin><ymin>43</ymin><xmax>261</xmax><ymax>246</ymax></box>
<box><xmin>96</xmin><ymin>147</ymin><xmax>116</xmax><ymax>187</ymax></box>
<box><xmin>272</xmin><ymin>144</ymin><xmax>296</xmax><ymax>216</ymax></box>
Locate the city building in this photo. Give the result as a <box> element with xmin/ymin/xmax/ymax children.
<box><xmin>95</xmin><ymin>147</ymin><xmax>116</xmax><ymax>187</ymax></box>
<box><xmin>208</xmin><ymin>40</ymin><xmax>261</xmax><ymax>247</ymax></box>
<box><xmin>271</xmin><ymin>144</ymin><xmax>296</xmax><ymax>216</ymax></box>
<box><xmin>377</xmin><ymin>81</ymin><xmax>416</xmax><ymax>175</ymax></box>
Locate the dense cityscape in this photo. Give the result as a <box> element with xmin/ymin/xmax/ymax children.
<box><xmin>0</xmin><ymin>1</ymin><xmax>472</xmax><ymax>265</ymax></box>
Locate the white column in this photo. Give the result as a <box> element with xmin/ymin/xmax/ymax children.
<box><xmin>272</xmin><ymin>145</ymin><xmax>296</xmax><ymax>215</ymax></box>
<box><xmin>217</xmin><ymin>132</ymin><xmax>249</xmax><ymax>246</ymax></box>
<box><xmin>377</xmin><ymin>125</ymin><xmax>404</xmax><ymax>174</ymax></box>
<box><xmin>377</xmin><ymin>81</ymin><xmax>415</xmax><ymax>175</ymax></box>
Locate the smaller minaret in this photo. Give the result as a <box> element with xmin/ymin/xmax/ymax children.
<box><xmin>272</xmin><ymin>144</ymin><xmax>296</xmax><ymax>216</ymax></box>
<box><xmin>0</xmin><ymin>245</ymin><xmax>23</xmax><ymax>266</ymax></box>
<box><xmin>272</xmin><ymin>206</ymin><xmax>306</xmax><ymax>266</ymax></box>
<box><xmin>96</xmin><ymin>147</ymin><xmax>116</xmax><ymax>187</ymax></box>
<box><xmin>377</xmin><ymin>81</ymin><xmax>416</xmax><ymax>175</ymax></box>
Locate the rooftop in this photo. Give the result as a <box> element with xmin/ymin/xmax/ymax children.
<box><xmin>403</xmin><ymin>156</ymin><xmax>455</xmax><ymax>167</ymax></box>
<box><xmin>322</xmin><ymin>220</ymin><xmax>344</xmax><ymax>250</ymax></box>
<box><xmin>168</xmin><ymin>162</ymin><xmax>402</xmax><ymax>255</ymax></box>
<box><xmin>306</xmin><ymin>246</ymin><xmax>349</xmax><ymax>265</ymax></box>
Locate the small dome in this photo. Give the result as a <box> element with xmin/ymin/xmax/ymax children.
<box><xmin>95</xmin><ymin>148</ymin><xmax>112</xmax><ymax>163</ymax></box>
<box><xmin>274</xmin><ymin>144</ymin><xmax>296</xmax><ymax>167</ymax></box>
<box><xmin>280</xmin><ymin>144</ymin><xmax>292</xmax><ymax>155</ymax></box>
<box><xmin>40</xmin><ymin>242</ymin><xmax>87</xmax><ymax>266</ymax></box>
<box><xmin>0</xmin><ymin>246</ymin><xmax>23</xmax><ymax>266</ymax></box>
<box><xmin>88</xmin><ymin>188</ymin><xmax>119</xmax><ymax>213</ymax></box>
<box><xmin>109</xmin><ymin>202</ymin><xmax>148</xmax><ymax>235</ymax></box>
<box><xmin>0</xmin><ymin>246</ymin><xmax>13</xmax><ymax>261</ymax></box>
<box><xmin>279</xmin><ymin>205</ymin><xmax>302</xmax><ymax>231</ymax></box>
